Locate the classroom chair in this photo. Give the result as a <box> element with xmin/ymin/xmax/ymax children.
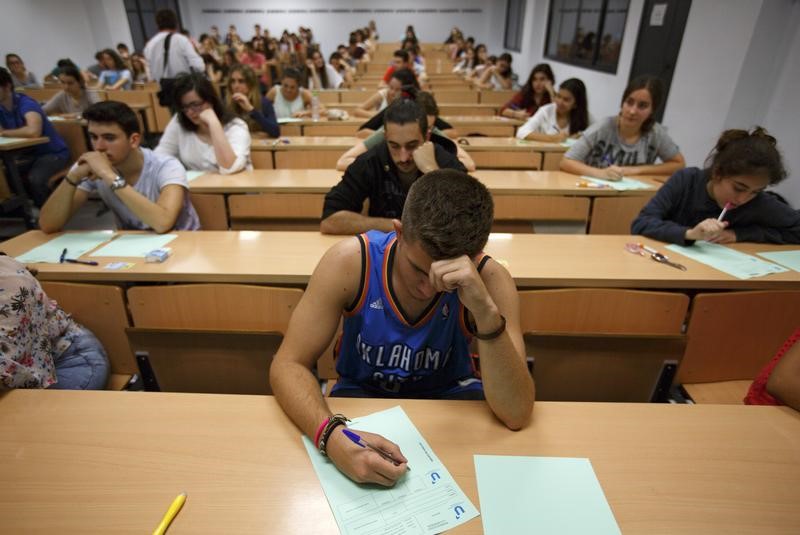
<box><xmin>519</xmin><ymin>288</ymin><xmax>689</xmax><ymax>402</ymax></box>
<box><xmin>126</xmin><ymin>284</ymin><xmax>303</xmax><ymax>395</ymax></box>
<box><xmin>40</xmin><ymin>282</ymin><xmax>136</xmax><ymax>390</ymax></box>
<box><xmin>678</xmin><ymin>290</ymin><xmax>800</xmax><ymax>404</ymax></box>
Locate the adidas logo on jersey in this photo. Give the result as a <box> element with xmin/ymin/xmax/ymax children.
<box><xmin>442</xmin><ymin>303</ymin><xmax>450</xmax><ymax>319</ymax></box>
<box><xmin>370</xmin><ymin>298</ymin><xmax>384</xmax><ymax>310</ymax></box>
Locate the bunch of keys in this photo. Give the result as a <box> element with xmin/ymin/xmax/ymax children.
<box><xmin>625</xmin><ymin>243</ymin><xmax>687</xmax><ymax>271</ymax></box>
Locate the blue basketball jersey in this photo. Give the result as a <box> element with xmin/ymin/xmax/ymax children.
<box><xmin>332</xmin><ymin>230</ymin><xmax>484</xmax><ymax>397</ymax></box>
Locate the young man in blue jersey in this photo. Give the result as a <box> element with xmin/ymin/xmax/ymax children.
<box><xmin>271</xmin><ymin>169</ymin><xmax>534</xmax><ymax>486</ymax></box>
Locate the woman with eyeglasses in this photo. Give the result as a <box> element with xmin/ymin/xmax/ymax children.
<box><xmin>155</xmin><ymin>72</ymin><xmax>251</xmax><ymax>174</ymax></box>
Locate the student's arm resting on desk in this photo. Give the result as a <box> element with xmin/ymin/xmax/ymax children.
<box><xmin>1</xmin><ymin>111</ymin><xmax>43</xmax><ymax>138</ymax></box>
<box><xmin>630</xmin><ymin>171</ymin><xmax>698</xmax><ymax>245</ymax></box>
<box><xmin>429</xmin><ymin>256</ymin><xmax>534</xmax><ymax>429</ymax></box>
<box><xmin>321</xmin><ymin>158</ymin><xmax>393</xmax><ymax>234</ymax></box>
<box><xmin>766</xmin><ymin>337</ymin><xmax>800</xmax><ymax>411</ymax></box>
<box><xmin>621</xmin><ymin>152</ymin><xmax>685</xmax><ymax>177</ymax></box>
<box><xmin>353</xmin><ymin>92</ymin><xmax>383</xmax><ymax>118</ymax></box>
<box><xmin>336</xmin><ymin>141</ymin><xmax>369</xmax><ymax>171</ymax></box>
<box><xmin>269</xmin><ymin>238</ymin><xmax>409</xmax><ymax>485</ymax></box>
<box><xmin>38</xmin><ymin>163</ymin><xmax>91</xmax><ymax>232</ymax></box>
<box><xmin>559</xmin><ymin>127</ymin><xmax>626</xmax><ymax>180</ymax></box>
<box><xmin>249</xmin><ymin>97</ymin><xmax>280</xmax><ymax>137</ymax></box>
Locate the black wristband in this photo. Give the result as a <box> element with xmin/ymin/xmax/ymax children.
<box><xmin>469</xmin><ymin>314</ymin><xmax>506</xmax><ymax>341</ymax></box>
<box><xmin>65</xmin><ymin>176</ymin><xmax>82</xmax><ymax>187</ymax></box>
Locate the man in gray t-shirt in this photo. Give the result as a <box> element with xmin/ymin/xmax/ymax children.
<box><xmin>39</xmin><ymin>101</ymin><xmax>200</xmax><ymax>233</ymax></box>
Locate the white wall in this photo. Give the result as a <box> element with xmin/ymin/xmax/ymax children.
<box><xmin>762</xmin><ymin>2</ymin><xmax>800</xmax><ymax>205</ymax></box>
<box><xmin>502</xmin><ymin>0</ymin><xmax>647</xmax><ymax>125</ymax></box>
<box><xmin>0</xmin><ymin>0</ymin><xmax>132</xmax><ymax>79</ymax></box>
<box><xmin>180</xmin><ymin>1</ymin><xmax>491</xmax><ymax>58</ymax></box>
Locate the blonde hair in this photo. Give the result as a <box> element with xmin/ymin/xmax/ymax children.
<box><xmin>226</xmin><ymin>64</ymin><xmax>261</xmax><ymax>130</ymax></box>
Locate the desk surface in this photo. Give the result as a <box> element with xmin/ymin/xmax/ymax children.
<box><xmin>190</xmin><ymin>169</ymin><xmax>661</xmax><ymax>197</ymax></box>
<box><xmin>3</xmin><ymin>231</ymin><xmax>799</xmax><ymax>289</ymax></box>
<box><xmin>0</xmin><ymin>136</ymin><xmax>49</xmax><ymax>151</ymax></box>
<box><xmin>273</xmin><ymin>116</ymin><xmax>522</xmax><ymax>127</ymax></box>
<box><xmin>251</xmin><ymin>136</ymin><xmax>569</xmax><ymax>154</ymax></box>
<box><xmin>1</xmin><ymin>390</ymin><xmax>798</xmax><ymax>534</ymax></box>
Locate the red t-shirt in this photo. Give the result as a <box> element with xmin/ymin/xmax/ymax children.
<box><xmin>382</xmin><ymin>65</ymin><xmax>396</xmax><ymax>84</ymax></box>
<box><xmin>744</xmin><ymin>327</ymin><xmax>800</xmax><ymax>405</ymax></box>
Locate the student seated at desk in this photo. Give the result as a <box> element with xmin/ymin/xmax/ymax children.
<box><xmin>304</xmin><ymin>48</ymin><xmax>344</xmax><ymax>90</ymax></box>
<box><xmin>745</xmin><ymin>327</ymin><xmax>800</xmax><ymax>411</ymax></box>
<box><xmin>5</xmin><ymin>53</ymin><xmax>40</xmax><ymax>89</ymax></box>
<box><xmin>0</xmin><ymin>255</ymin><xmax>109</xmax><ymax>391</ymax></box>
<box><xmin>226</xmin><ymin>64</ymin><xmax>279</xmax><ymax>138</ymax></box>
<box><xmin>39</xmin><ymin>101</ymin><xmax>200</xmax><ymax>233</ymax></box>
<box><xmin>337</xmin><ymin>92</ymin><xmax>475</xmax><ymax>172</ymax></box>
<box><xmin>500</xmin><ymin>63</ymin><xmax>556</xmax><ymax>121</ymax></box>
<box><xmin>631</xmin><ymin>127</ymin><xmax>800</xmax><ymax>245</ymax></box>
<box><xmin>266</xmin><ymin>68</ymin><xmax>321</xmax><ymax>119</ymax></box>
<box><xmin>560</xmin><ymin>75</ymin><xmax>685</xmax><ymax>180</ymax></box>
<box><xmin>156</xmin><ymin>72</ymin><xmax>252</xmax><ymax>174</ymax></box>
<box><xmin>42</xmin><ymin>65</ymin><xmax>100</xmax><ymax>117</ymax></box>
<box><xmin>515</xmin><ymin>78</ymin><xmax>590</xmax><ymax>143</ymax></box>
<box><xmin>97</xmin><ymin>48</ymin><xmax>132</xmax><ymax>91</ymax></box>
<box><xmin>474</xmin><ymin>52</ymin><xmax>514</xmax><ymax>90</ymax></box>
<box><xmin>0</xmin><ymin>67</ymin><xmax>70</xmax><ymax>207</ymax></box>
<box><xmin>356</xmin><ymin>69</ymin><xmax>458</xmax><ymax>139</ymax></box>
<box><xmin>322</xmin><ymin>99</ymin><xmax>466</xmax><ymax>235</ymax></box>
<box><xmin>271</xmin><ymin>170</ymin><xmax>534</xmax><ymax>486</ymax></box>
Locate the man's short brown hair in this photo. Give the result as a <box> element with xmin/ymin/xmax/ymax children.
<box><xmin>401</xmin><ymin>169</ymin><xmax>493</xmax><ymax>259</ymax></box>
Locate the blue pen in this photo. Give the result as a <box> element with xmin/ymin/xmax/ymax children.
<box><xmin>341</xmin><ymin>428</ymin><xmax>410</xmax><ymax>470</ymax></box>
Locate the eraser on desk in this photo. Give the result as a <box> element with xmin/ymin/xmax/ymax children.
<box><xmin>145</xmin><ymin>247</ymin><xmax>172</xmax><ymax>263</ymax></box>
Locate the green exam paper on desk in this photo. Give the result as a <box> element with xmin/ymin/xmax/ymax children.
<box><xmin>474</xmin><ymin>455</ymin><xmax>620</xmax><ymax>535</ymax></box>
<box><xmin>666</xmin><ymin>241</ymin><xmax>788</xmax><ymax>279</ymax></box>
<box><xmin>303</xmin><ymin>406</ymin><xmax>478</xmax><ymax>535</ymax></box>
<box><xmin>15</xmin><ymin>231</ymin><xmax>114</xmax><ymax>263</ymax></box>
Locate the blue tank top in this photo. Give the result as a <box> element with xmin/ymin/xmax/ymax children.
<box><xmin>332</xmin><ymin>230</ymin><xmax>484</xmax><ymax>397</ymax></box>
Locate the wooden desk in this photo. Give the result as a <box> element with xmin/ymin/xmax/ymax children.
<box><xmin>272</xmin><ymin>116</ymin><xmax>522</xmax><ymax>138</ymax></box>
<box><xmin>2</xmin><ymin>390</ymin><xmax>798</xmax><ymax>534</ymax></box>
<box><xmin>251</xmin><ymin>136</ymin><xmax>356</xmax><ymax>169</ymax></box>
<box><xmin>189</xmin><ymin>169</ymin><xmax>660</xmax><ymax>230</ymax></box>
<box><xmin>461</xmin><ymin>137</ymin><xmax>567</xmax><ymax>170</ymax></box>
<box><xmin>5</xmin><ymin>231</ymin><xmax>800</xmax><ymax>290</ymax></box>
<box><xmin>0</xmin><ymin>136</ymin><xmax>50</xmax><ymax>227</ymax></box>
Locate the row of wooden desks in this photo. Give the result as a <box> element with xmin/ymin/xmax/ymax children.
<box><xmin>4</xmin><ymin>231</ymin><xmax>799</xmax><ymax>290</ymax></box>
<box><xmin>277</xmin><ymin>116</ymin><xmax>523</xmax><ymax>137</ymax></box>
<box><xmin>250</xmin><ymin>136</ymin><xmax>568</xmax><ymax>171</ymax></box>
<box><xmin>188</xmin><ymin>169</ymin><xmax>660</xmax><ymax>233</ymax></box>
<box><xmin>2</xmin><ymin>390</ymin><xmax>798</xmax><ymax>534</ymax></box>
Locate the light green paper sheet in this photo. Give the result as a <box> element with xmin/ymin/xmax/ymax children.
<box><xmin>0</xmin><ymin>136</ymin><xmax>29</xmax><ymax>145</ymax></box>
<box><xmin>560</xmin><ymin>137</ymin><xmax>578</xmax><ymax>147</ymax></box>
<box><xmin>474</xmin><ymin>455</ymin><xmax>621</xmax><ymax>535</ymax></box>
<box><xmin>90</xmin><ymin>234</ymin><xmax>177</xmax><ymax>257</ymax></box>
<box><xmin>666</xmin><ymin>241</ymin><xmax>788</xmax><ymax>279</ymax></box>
<box><xmin>302</xmin><ymin>406</ymin><xmax>479</xmax><ymax>535</ymax></box>
<box><xmin>277</xmin><ymin>117</ymin><xmax>303</xmax><ymax>124</ymax></box>
<box><xmin>15</xmin><ymin>231</ymin><xmax>115</xmax><ymax>263</ymax></box>
<box><xmin>581</xmin><ymin>175</ymin><xmax>653</xmax><ymax>191</ymax></box>
<box><xmin>185</xmin><ymin>170</ymin><xmax>206</xmax><ymax>182</ymax></box>
<box><xmin>756</xmin><ymin>250</ymin><xmax>800</xmax><ymax>272</ymax></box>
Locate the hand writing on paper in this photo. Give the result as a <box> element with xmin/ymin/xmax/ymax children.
<box><xmin>600</xmin><ymin>165</ymin><xmax>624</xmax><ymax>181</ymax></box>
<box><xmin>326</xmin><ymin>428</ymin><xmax>408</xmax><ymax>486</ymax></box>
<box><xmin>686</xmin><ymin>218</ymin><xmax>730</xmax><ymax>242</ymax></box>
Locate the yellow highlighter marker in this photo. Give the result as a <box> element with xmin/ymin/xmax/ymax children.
<box><xmin>153</xmin><ymin>492</ymin><xmax>186</xmax><ymax>535</ymax></box>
